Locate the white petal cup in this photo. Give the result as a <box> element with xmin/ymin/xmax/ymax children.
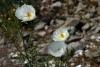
<box><xmin>52</xmin><ymin>27</ymin><xmax>69</xmax><ymax>41</ymax></box>
<box><xmin>47</xmin><ymin>41</ymin><xmax>67</xmax><ymax>57</ymax></box>
<box><xmin>15</xmin><ymin>4</ymin><xmax>36</xmax><ymax>22</ymax></box>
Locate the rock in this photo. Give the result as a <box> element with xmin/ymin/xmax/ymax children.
<box><xmin>70</xmin><ymin>26</ymin><xmax>76</xmax><ymax>35</ymax></box>
<box><xmin>61</xmin><ymin>18</ymin><xmax>80</xmax><ymax>27</ymax></box>
<box><xmin>41</xmin><ymin>17</ymin><xmax>52</xmax><ymax>25</ymax></box>
<box><xmin>88</xmin><ymin>43</ymin><xmax>97</xmax><ymax>49</ymax></box>
<box><xmin>69</xmin><ymin>29</ymin><xmax>76</xmax><ymax>35</ymax></box>
<box><xmin>48</xmin><ymin>6</ymin><xmax>60</xmax><ymax>15</ymax></box>
<box><xmin>94</xmin><ymin>26</ymin><xmax>100</xmax><ymax>33</ymax></box>
<box><xmin>90</xmin><ymin>22</ymin><xmax>94</xmax><ymax>27</ymax></box>
<box><xmin>97</xmin><ymin>7</ymin><xmax>100</xmax><ymax>16</ymax></box>
<box><xmin>52</xmin><ymin>1</ymin><xmax>62</xmax><ymax>7</ymax></box>
<box><xmin>82</xmin><ymin>23</ymin><xmax>90</xmax><ymax>31</ymax></box>
<box><xmin>83</xmin><ymin>35</ymin><xmax>90</xmax><ymax>41</ymax></box>
<box><xmin>85</xmin><ymin>50</ymin><xmax>92</xmax><ymax>58</ymax></box>
<box><xmin>76</xmin><ymin>65</ymin><xmax>82</xmax><ymax>67</ymax></box>
<box><xmin>55</xmin><ymin>19</ymin><xmax>65</xmax><ymax>25</ymax></box>
<box><xmin>80</xmin><ymin>38</ymin><xmax>86</xmax><ymax>43</ymax></box>
<box><xmin>47</xmin><ymin>29</ymin><xmax>53</xmax><ymax>33</ymax></box>
<box><xmin>90</xmin><ymin>16</ymin><xmax>100</xmax><ymax>22</ymax></box>
<box><xmin>98</xmin><ymin>0</ymin><xmax>100</xmax><ymax>6</ymax></box>
<box><xmin>94</xmin><ymin>57</ymin><xmax>100</xmax><ymax>64</ymax></box>
<box><xmin>9</xmin><ymin>52</ymin><xmax>14</xmax><ymax>58</ymax></box>
<box><xmin>40</xmin><ymin>5</ymin><xmax>45</xmax><ymax>11</ymax></box>
<box><xmin>70</xmin><ymin>26</ymin><xmax>75</xmax><ymax>30</ymax></box>
<box><xmin>66</xmin><ymin>26</ymin><xmax>76</xmax><ymax>35</ymax></box>
<box><xmin>90</xmin><ymin>6</ymin><xmax>96</xmax><ymax>13</ymax></box>
<box><xmin>95</xmin><ymin>35</ymin><xmax>100</xmax><ymax>41</ymax></box>
<box><xmin>90</xmin><ymin>35</ymin><xmax>96</xmax><ymax>40</ymax></box>
<box><xmin>74</xmin><ymin>50</ymin><xmax>83</xmax><ymax>57</ymax></box>
<box><xmin>56</xmin><ymin>13</ymin><xmax>60</xmax><ymax>18</ymax></box>
<box><xmin>38</xmin><ymin>43</ymin><xmax>48</xmax><ymax>54</ymax></box>
<box><xmin>68</xmin><ymin>57</ymin><xmax>76</xmax><ymax>62</ymax></box>
<box><xmin>48</xmin><ymin>1</ymin><xmax>61</xmax><ymax>15</ymax></box>
<box><xmin>67</xmin><ymin>36</ymin><xmax>82</xmax><ymax>44</ymax></box>
<box><xmin>67</xmin><ymin>42</ymin><xmax>84</xmax><ymax>51</ymax></box>
<box><xmin>84</xmin><ymin>13</ymin><xmax>91</xmax><ymax>19</ymax></box>
<box><xmin>97</xmin><ymin>36</ymin><xmax>100</xmax><ymax>39</ymax></box>
<box><xmin>37</xmin><ymin>31</ymin><xmax>46</xmax><ymax>37</ymax></box>
<box><xmin>49</xmin><ymin>60</ymin><xmax>55</xmax><ymax>67</ymax></box>
<box><xmin>80</xmin><ymin>35</ymin><xmax>90</xmax><ymax>43</ymax></box>
<box><xmin>85</xmin><ymin>64</ymin><xmax>91</xmax><ymax>67</ymax></box>
<box><xmin>91</xmin><ymin>51</ymin><xmax>100</xmax><ymax>57</ymax></box>
<box><xmin>34</xmin><ymin>22</ymin><xmax>46</xmax><ymax>31</ymax></box>
<box><xmin>44</xmin><ymin>25</ymin><xmax>48</xmax><ymax>30</ymax></box>
<box><xmin>23</xmin><ymin>32</ymin><xmax>30</xmax><ymax>41</ymax></box>
<box><xmin>0</xmin><ymin>39</ymin><xmax>5</xmax><ymax>45</ymax></box>
<box><xmin>91</xmin><ymin>0</ymin><xmax>99</xmax><ymax>2</ymax></box>
<box><xmin>75</xmin><ymin>2</ymin><xmax>87</xmax><ymax>13</ymax></box>
<box><xmin>2</xmin><ymin>60</ymin><xmax>7</xmax><ymax>66</ymax></box>
<box><xmin>91</xmin><ymin>23</ymin><xmax>97</xmax><ymax>30</ymax></box>
<box><xmin>50</xmin><ymin>19</ymin><xmax>54</xmax><ymax>25</ymax></box>
<box><xmin>0</xmin><ymin>57</ymin><xmax>5</xmax><ymax>66</ymax></box>
<box><xmin>23</xmin><ymin>59</ymin><xmax>28</xmax><ymax>64</ymax></box>
<box><xmin>10</xmin><ymin>52</ymin><xmax>18</xmax><ymax>58</ymax></box>
<box><xmin>74</xmin><ymin>14</ymin><xmax>81</xmax><ymax>18</ymax></box>
<box><xmin>42</xmin><ymin>0</ymin><xmax>49</xmax><ymax>3</ymax></box>
<box><xmin>63</xmin><ymin>11</ymin><xmax>68</xmax><ymax>18</ymax></box>
<box><xmin>66</xmin><ymin>26</ymin><xmax>71</xmax><ymax>31</ymax></box>
<box><xmin>68</xmin><ymin>0</ymin><xmax>74</xmax><ymax>5</ymax></box>
<box><xmin>85</xmin><ymin>50</ymin><xmax>99</xmax><ymax>58</ymax></box>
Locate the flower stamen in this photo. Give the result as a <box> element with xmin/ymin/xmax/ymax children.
<box><xmin>26</xmin><ymin>13</ymin><xmax>32</xmax><ymax>19</ymax></box>
<box><xmin>59</xmin><ymin>33</ymin><xmax>66</xmax><ymax>39</ymax></box>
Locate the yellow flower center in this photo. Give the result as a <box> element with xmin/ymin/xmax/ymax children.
<box><xmin>59</xmin><ymin>33</ymin><xmax>66</xmax><ymax>39</ymax></box>
<box><xmin>12</xmin><ymin>9</ymin><xmax>16</xmax><ymax>12</ymax></box>
<box><xmin>8</xmin><ymin>18</ymin><xmax>11</xmax><ymax>21</ymax></box>
<box><xmin>26</xmin><ymin>13</ymin><xmax>32</xmax><ymax>19</ymax></box>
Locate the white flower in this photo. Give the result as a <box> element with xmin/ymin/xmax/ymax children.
<box><xmin>47</xmin><ymin>41</ymin><xmax>67</xmax><ymax>57</ymax></box>
<box><xmin>15</xmin><ymin>4</ymin><xmax>36</xmax><ymax>22</ymax></box>
<box><xmin>52</xmin><ymin>27</ymin><xmax>69</xmax><ymax>41</ymax></box>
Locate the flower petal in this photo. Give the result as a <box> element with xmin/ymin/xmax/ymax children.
<box><xmin>48</xmin><ymin>41</ymin><xmax>67</xmax><ymax>57</ymax></box>
<box><xmin>15</xmin><ymin>4</ymin><xmax>36</xmax><ymax>22</ymax></box>
<box><xmin>52</xmin><ymin>27</ymin><xmax>69</xmax><ymax>41</ymax></box>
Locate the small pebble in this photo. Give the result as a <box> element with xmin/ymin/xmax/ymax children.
<box><xmin>76</xmin><ymin>64</ymin><xmax>82</xmax><ymax>67</ymax></box>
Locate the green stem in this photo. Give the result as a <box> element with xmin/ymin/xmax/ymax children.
<box><xmin>27</xmin><ymin>31</ymin><xmax>33</xmax><ymax>66</ymax></box>
<box><xmin>2</xmin><ymin>25</ymin><xmax>7</xmax><ymax>31</ymax></box>
<box><xmin>13</xmin><ymin>39</ymin><xmax>25</xmax><ymax>57</ymax></box>
<box><xmin>16</xmin><ymin>20</ymin><xmax>32</xmax><ymax>67</ymax></box>
<box><xmin>2</xmin><ymin>24</ymin><xmax>25</xmax><ymax>57</ymax></box>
